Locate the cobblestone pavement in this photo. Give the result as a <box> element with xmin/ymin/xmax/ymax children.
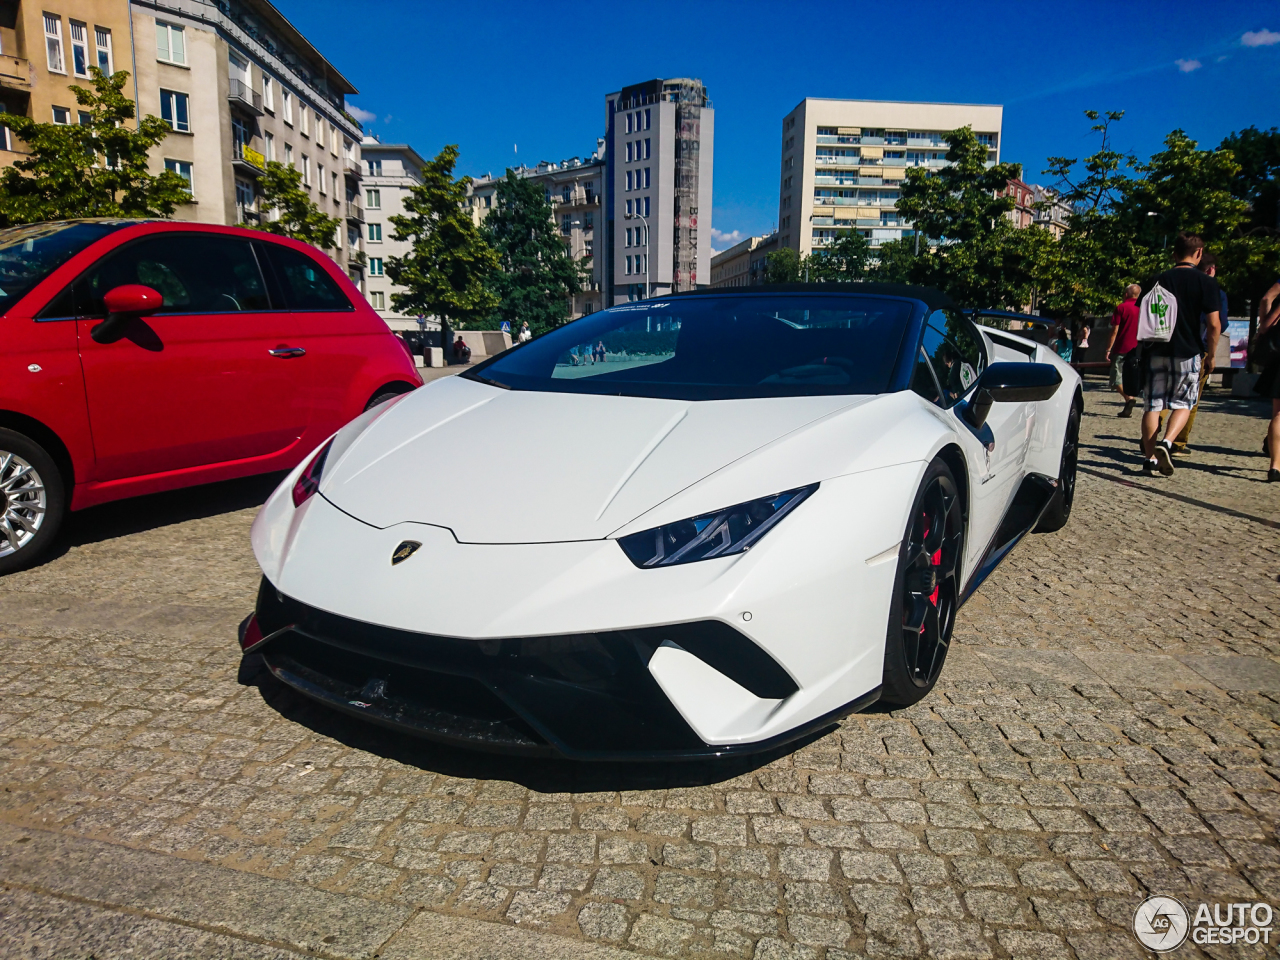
<box><xmin>1</xmin><ymin>380</ymin><xmax>1279</xmax><ymax>959</ymax></box>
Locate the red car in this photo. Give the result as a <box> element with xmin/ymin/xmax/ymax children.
<box><xmin>0</xmin><ymin>219</ymin><xmax>422</xmax><ymax>574</ymax></box>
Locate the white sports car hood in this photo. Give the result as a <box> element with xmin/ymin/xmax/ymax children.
<box><xmin>319</xmin><ymin>375</ymin><xmax>871</xmax><ymax>543</ymax></box>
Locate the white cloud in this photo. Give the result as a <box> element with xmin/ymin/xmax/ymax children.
<box><xmin>346</xmin><ymin>104</ymin><xmax>377</xmax><ymax>124</ymax></box>
<box><xmin>1175</xmin><ymin>58</ymin><xmax>1202</xmax><ymax>72</ymax></box>
<box><xmin>1242</xmin><ymin>28</ymin><xmax>1280</xmax><ymax>47</ymax></box>
<box><xmin>710</xmin><ymin>227</ymin><xmax>745</xmax><ymax>253</ymax></box>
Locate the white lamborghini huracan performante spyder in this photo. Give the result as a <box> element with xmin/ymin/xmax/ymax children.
<box><xmin>244</xmin><ymin>285</ymin><xmax>1080</xmax><ymax>760</ymax></box>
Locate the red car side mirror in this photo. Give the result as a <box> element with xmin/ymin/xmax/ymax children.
<box><xmin>92</xmin><ymin>285</ymin><xmax>164</xmax><ymax>344</ymax></box>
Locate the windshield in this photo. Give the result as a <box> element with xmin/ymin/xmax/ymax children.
<box><xmin>465</xmin><ymin>294</ymin><xmax>915</xmax><ymax>401</ymax></box>
<box><xmin>0</xmin><ymin>221</ymin><xmax>132</xmax><ymax>315</ymax></box>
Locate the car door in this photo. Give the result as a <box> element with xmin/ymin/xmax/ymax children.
<box><xmin>67</xmin><ymin>232</ymin><xmax>312</xmax><ymax>481</ymax></box>
<box><xmin>911</xmin><ymin>310</ymin><xmax>1030</xmax><ymax>578</ymax></box>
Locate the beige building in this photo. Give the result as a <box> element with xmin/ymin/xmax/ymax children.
<box><xmin>468</xmin><ymin>147</ymin><xmax>605</xmax><ymax>320</ymax></box>
<box><xmin>0</xmin><ymin>0</ymin><xmax>136</xmax><ymax>156</ymax></box>
<box><xmin>709</xmin><ymin>232</ymin><xmax>778</xmax><ymax>289</ymax></box>
<box><xmin>778</xmin><ymin>98</ymin><xmax>1003</xmax><ymax>257</ymax></box>
<box><xmin>359</xmin><ymin>137</ymin><xmax>426</xmax><ymax>329</ymax></box>
<box><xmin>130</xmin><ymin>0</ymin><xmax>365</xmax><ymax>280</ymax></box>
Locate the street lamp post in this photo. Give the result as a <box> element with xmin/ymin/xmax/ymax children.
<box><xmin>1147</xmin><ymin>210</ymin><xmax>1167</xmax><ymax>249</ymax></box>
<box><xmin>625</xmin><ymin>212</ymin><xmax>648</xmax><ymax>300</ymax></box>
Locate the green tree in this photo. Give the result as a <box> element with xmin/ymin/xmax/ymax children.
<box><xmin>805</xmin><ymin>230</ymin><xmax>872</xmax><ymax>281</ymax></box>
<box><xmin>1211</xmin><ymin>127</ymin><xmax>1280</xmax><ymax>319</ymax></box>
<box><xmin>895</xmin><ymin>125</ymin><xmax>1042</xmax><ymax>309</ymax></box>
<box><xmin>1035</xmin><ymin>111</ymin><xmax>1160</xmax><ymax>319</ymax></box>
<box><xmin>870</xmin><ymin>237</ymin><xmax>921</xmax><ymax>284</ymax></box>
<box><xmin>763</xmin><ymin>247</ymin><xmax>801</xmax><ymax>284</ymax></box>
<box><xmin>249</xmin><ymin>160</ymin><xmax>342</xmax><ymax>249</ymax></box>
<box><xmin>481</xmin><ymin>171</ymin><xmax>585</xmax><ymax>335</ymax></box>
<box><xmin>0</xmin><ymin>68</ymin><xmax>189</xmax><ymax>225</ymax></box>
<box><xmin>385</xmin><ymin>144</ymin><xmax>499</xmax><ymax>328</ymax></box>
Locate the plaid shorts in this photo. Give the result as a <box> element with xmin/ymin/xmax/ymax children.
<box><xmin>1144</xmin><ymin>354</ymin><xmax>1201</xmax><ymax>412</ymax></box>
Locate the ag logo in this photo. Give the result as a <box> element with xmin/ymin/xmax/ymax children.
<box><xmin>959</xmin><ymin>362</ymin><xmax>976</xmax><ymax>389</ymax></box>
<box><xmin>1133</xmin><ymin>896</ymin><xmax>1189</xmax><ymax>951</ymax></box>
<box><xmin>391</xmin><ymin>540</ymin><xmax>422</xmax><ymax>566</ymax></box>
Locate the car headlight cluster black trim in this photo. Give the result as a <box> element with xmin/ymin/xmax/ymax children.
<box><xmin>617</xmin><ymin>484</ymin><xmax>819</xmax><ymax>568</ymax></box>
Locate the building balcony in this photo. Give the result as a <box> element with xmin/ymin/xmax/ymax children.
<box><xmin>815</xmin><ymin>156</ymin><xmax>860</xmax><ymax>166</ymax></box>
<box><xmin>228</xmin><ymin>78</ymin><xmax>263</xmax><ymax>116</ymax></box>
<box><xmin>236</xmin><ymin>204</ymin><xmax>260</xmax><ymax>224</ymax></box>
<box><xmin>343</xmin><ymin>156</ymin><xmax>362</xmax><ymax>179</ymax></box>
<box><xmin>0</xmin><ymin>56</ymin><xmax>30</xmax><ymax>90</ymax></box>
<box><xmin>816</xmin><ymin>135</ymin><xmax>860</xmax><ymax>145</ymax></box>
<box><xmin>345</xmin><ymin>201</ymin><xmax>364</xmax><ymax>223</ymax></box>
<box><xmin>231</xmin><ymin>141</ymin><xmax>265</xmax><ymax>176</ymax></box>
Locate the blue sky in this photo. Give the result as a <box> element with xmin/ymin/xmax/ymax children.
<box><xmin>281</xmin><ymin>0</ymin><xmax>1279</xmax><ymax>250</ymax></box>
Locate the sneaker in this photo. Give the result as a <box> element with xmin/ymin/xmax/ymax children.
<box><xmin>1153</xmin><ymin>440</ymin><xmax>1175</xmax><ymax>477</ymax></box>
<box><xmin>1269</xmin><ymin>468</ymin><xmax>1280</xmax><ymax>483</ymax></box>
<box><xmin>1117</xmin><ymin>400</ymin><xmax>1135</xmax><ymax>418</ymax></box>
<box><xmin>1142</xmin><ymin>458</ymin><xmax>1161</xmax><ymax>477</ymax></box>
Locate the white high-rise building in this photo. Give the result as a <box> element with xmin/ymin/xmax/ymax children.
<box><xmin>603</xmin><ymin>78</ymin><xmax>714</xmax><ymax>304</ymax></box>
<box><xmin>778</xmin><ymin>98</ymin><xmax>1003</xmax><ymax>257</ymax></box>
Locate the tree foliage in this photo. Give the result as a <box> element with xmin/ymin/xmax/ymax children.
<box><xmin>805</xmin><ymin>231</ymin><xmax>872</xmax><ymax>281</ymax></box>
<box><xmin>385</xmin><ymin>144</ymin><xmax>498</xmax><ymax>327</ymax></box>
<box><xmin>763</xmin><ymin>247</ymin><xmax>801</xmax><ymax>283</ymax></box>
<box><xmin>0</xmin><ymin>68</ymin><xmax>190</xmax><ymax>225</ymax></box>
<box><xmin>481</xmin><ymin>171</ymin><xmax>586</xmax><ymax>335</ymax></box>
<box><xmin>249</xmin><ymin>161</ymin><xmax>342</xmax><ymax>249</ymax></box>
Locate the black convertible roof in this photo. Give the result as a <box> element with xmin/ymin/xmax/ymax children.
<box><xmin>669</xmin><ymin>282</ymin><xmax>958</xmax><ymax>312</ymax></box>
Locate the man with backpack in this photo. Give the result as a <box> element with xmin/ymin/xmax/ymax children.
<box><xmin>1136</xmin><ymin>233</ymin><xmax>1222</xmax><ymax>477</ymax></box>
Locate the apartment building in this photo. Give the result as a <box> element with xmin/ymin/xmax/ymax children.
<box><xmin>1001</xmin><ymin>178</ymin><xmax>1035</xmax><ymax>228</ymax></box>
<box><xmin>359</xmin><ymin>137</ymin><xmax>427</xmax><ymax>328</ymax></box>
<box><xmin>0</xmin><ymin>1</ymin><xmax>135</xmax><ymax>157</ymax></box>
<box><xmin>709</xmin><ymin>232</ymin><xmax>778</xmax><ymax>289</ymax></box>
<box><xmin>130</xmin><ymin>0</ymin><xmax>365</xmax><ymax>279</ymax></box>
<box><xmin>603</xmin><ymin>77</ymin><xmax>713</xmax><ymax>304</ymax></box>
<box><xmin>778</xmin><ymin>98</ymin><xmax>1003</xmax><ymax>257</ymax></box>
<box><xmin>1031</xmin><ymin>184</ymin><xmax>1072</xmax><ymax>238</ymax></box>
<box><xmin>467</xmin><ymin>147</ymin><xmax>605</xmax><ymax>319</ymax></box>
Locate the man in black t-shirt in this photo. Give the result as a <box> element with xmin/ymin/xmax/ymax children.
<box><xmin>1139</xmin><ymin>233</ymin><xmax>1222</xmax><ymax>477</ymax></box>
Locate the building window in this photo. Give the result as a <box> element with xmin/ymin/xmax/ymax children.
<box><xmin>301</xmin><ymin>154</ymin><xmax>310</xmax><ymax>184</ymax></box>
<box><xmin>366</xmin><ymin>158</ymin><xmax>382</xmax><ymax>175</ymax></box>
<box><xmin>585</xmin><ymin>182</ymin><xmax>595</xmax><ymax>204</ymax></box>
<box><xmin>159</xmin><ymin>90</ymin><xmax>189</xmax><ymax>132</ymax></box>
<box><xmin>281</xmin><ymin>89</ymin><xmax>293</xmax><ymax>124</ymax></box>
<box><xmin>483</xmin><ymin>194</ymin><xmax>491</xmax><ymax>208</ymax></box>
<box><xmin>584</xmin><ymin>210</ymin><xmax>593</xmax><ymax>231</ymax></box>
<box><xmin>625</xmin><ymin>199</ymin><xmax>633</xmax><ymax>217</ymax></box>
<box><xmin>299</xmin><ymin>103</ymin><xmax>308</xmax><ymax>137</ymax></box>
<box><xmin>625</xmin><ymin>113</ymin><xmax>632</xmax><ymax>134</ymax></box>
<box><xmin>644</xmin><ymin>167</ymin><xmax>650</xmax><ymax>189</ymax></box>
<box><xmin>644</xmin><ymin>107</ymin><xmax>651</xmax><ymax>130</ymax></box>
<box><xmin>643</xmin><ymin>196</ymin><xmax>650</xmax><ymax>218</ymax></box>
<box><xmin>95</xmin><ymin>27</ymin><xmax>112</xmax><ymax>73</ymax></box>
<box><xmin>626</xmin><ymin>255</ymin><xmax>632</xmax><ymax>275</ymax></box>
<box><xmin>263</xmin><ymin>131</ymin><xmax>274</xmax><ymax>162</ymax></box>
<box><xmin>69</xmin><ymin>21</ymin><xmax>89</xmax><ymax>77</ymax></box>
<box><xmin>368</xmin><ymin>257</ymin><xmax>383</xmax><ymax>276</ymax></box>
<box><xmin>331</xmin><ymin>172</ymin><xmax>338</xmax><ymax>198</ymax></box>
<box><xmin>164</xmin><ymin>158</ymin><xmax>192</xmax><ymax>194</ymax></box>
<box><xmin>625</xmin><ymin>170</ymin><xmax>632</xmax><ymax>191</ymax></box>
<box><xmin>584</xmin><ymin>239</ymin><xmax>592</xmax><ymax>258</ymax></box>
<box><xmin>51</xmin><ymin>105</ymin><xmax>70</xmax><ymax>124</ymax></box>
<box><xmin>365</xmin><ymin>188</ymin><xmax>380</xmax><ymax>208</ymax></box>
<box><xmin>368</xmin><ymin>223</ymin><xmax>381</xmax><ymax>242</ymax></box>
<box><xmin>625</xmin><ymin>142</ymin><xmax>633</xmax><ymax>163</ymax></box>
<box><xmin>370</xmin><ymin>290</ymin><xmax>385</xmax><ymax>309</ymax></box>
<box><xmin>317</xmin><ymin>164</ymin><xmax>325</xmax><ymax>194</ymax></box>
<box><xmin>284</xmin><ymin>143</ymin><xmax>293</xmax><ymax>168</ymax></box>
<box><xmin>347</xmin><ymin>226</ymin><xmax>359</xmax><ymax>247</ymax></box>
<box><xmin>77</xmin><ymin>110</ymin><xmax>90</xmax><ymax>125</ymax></box>
<box><xmin>561</xmin><ymin>213</ymin><xmax>571</xmax><ymax>234</ymax></box>
<box><xmin>235</xmin><ymin>177</ymin><xmax>253</xmax><ymax>210</ymax></box>
<box><xmin>562</xmin><ymin>185</ymin><xmax>571</xmax><ymax>203</ymax></box>
<box><xmin>625</xmin><ymin>228</ymin><xmax>632</xmax><ymax>247</ymax></box>
<box><xmin>44</xmin><ymin>14</ymin><xmax>64</xmax><ymax>73</ymax></box>
<box><xmin>155</xmin><ymin>21</ymin><xmax>184</xmax><ymax>65</ymax></box>
<box><xmin>262</xmin><ymin>75</ymin><xmax>274</xmax><ymax>112</ymax></box>
<box><xmin>644</xmin><ymin>138</ymin><xmax>651</xmax><ymax>159</ymax></box>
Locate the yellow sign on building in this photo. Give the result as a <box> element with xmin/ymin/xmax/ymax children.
<box><xmin>242</xmin><ymin>145</ymin><xmax>265</xmax><ymax>169</ymax></box>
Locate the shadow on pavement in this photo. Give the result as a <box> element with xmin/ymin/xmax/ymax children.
<box><xmin>238</xmin><ymin>653</ymin><xmax>834</xmax><ymax>792</ymax></box>
<box><xmin>43</xmin><ymin>472</ymin><xmax>288</xmax><ymax>563</ymax></box>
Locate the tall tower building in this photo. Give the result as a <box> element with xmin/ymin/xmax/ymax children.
<box><xmin>603</xmin><ymin>78</ymin><xmax>713</xmax><ymax>305</ymax></box>
<box><xmin>778</xmin><ymin>98</ymin><xmax>1002</xmax><ymax>257</ymax></box>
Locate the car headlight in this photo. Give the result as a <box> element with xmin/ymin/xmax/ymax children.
<box><xmin>617</xmin><ymin>484</ymin><xmax>818</xmax><ymax>568</ymax></box>
<box><xmin>292</xmin><ymin>439</ymin><xmax>334</xmax><ymax>507</ymax></box>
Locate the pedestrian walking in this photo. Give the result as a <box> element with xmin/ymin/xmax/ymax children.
<box><xmin>1106</xmin><ymin>283</ymin><xmax>1141</xmax><ymax>417</ymax></box>
<box><xmin>1053</xmin><ymin>322</ymin><xmax>1074</xmax><ymax>363</ymax></box>
<box><xmin>1165</xmin><ymin>251</ymin><xmax>1229</xmax><ymax>455</ymax></box>
<box><xmin>1252</xmin><ymin>284</ymin><xmax>1280</xmax><ymax>481</ymax></box>
<box><xmin>1137</xmin><ymin>233</ymin><xmax>1222</xmax><ymax>477</ymax></box>
<box><xmin>518</xmin><ymin>322</ymin><xmax>532</xmax><ymax>343</ymax></box>
<box><xmin>1074</xmin><ymin>320</ymin><xmax>1091</xmax><ymax>363</ymax></box>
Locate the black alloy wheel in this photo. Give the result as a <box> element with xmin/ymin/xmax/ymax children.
<box><xmin>882</xmin><ymin>459</ymin><xmax>964</xmax><ymax>706</ymax></box>
<box><xmin>1034</xmin><ymin>399</ymin><xmax>1080</xmax><ymax>533</ymax></box>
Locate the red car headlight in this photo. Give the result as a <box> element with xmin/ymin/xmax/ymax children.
<box><xmin>292</xmin><ymin>439</ymin><xmax>334</xmax><ymax>508</ymax></box>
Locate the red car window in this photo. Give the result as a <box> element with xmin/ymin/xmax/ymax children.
<box><xmin>260</xmin><ymin>243</ymin><xmax>352</xmax><ymax>311</ymax></box>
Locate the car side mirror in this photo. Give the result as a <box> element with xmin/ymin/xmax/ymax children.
<box><xmin>91</xmin><ymin>285</ymin><xmax>164</xmax><ymax>344</ymax></box>
<box><xmin>963</xmin><ymin>361</ymin><xmax>1062</xmax><ymax>430</ymax></box>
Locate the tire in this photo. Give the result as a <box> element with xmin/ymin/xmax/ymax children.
<box><xmin>1034</xmin><ymin>399</ymin><xmax>1081</xmax><ymax>533</ymax></box>
<box><xmin>0</xmin><ymin>428</ymin><xmax>66</xmax><ymax>576</ymax></box>
<box><xmin>881</xmin><ymin>458</ymin><xmax>965</xmax><ymax>707</ymax></box>
<box><xmin>363</xmin><ymin>384</ymin><xmax>413</xmax><ymax>412</ymax></box>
